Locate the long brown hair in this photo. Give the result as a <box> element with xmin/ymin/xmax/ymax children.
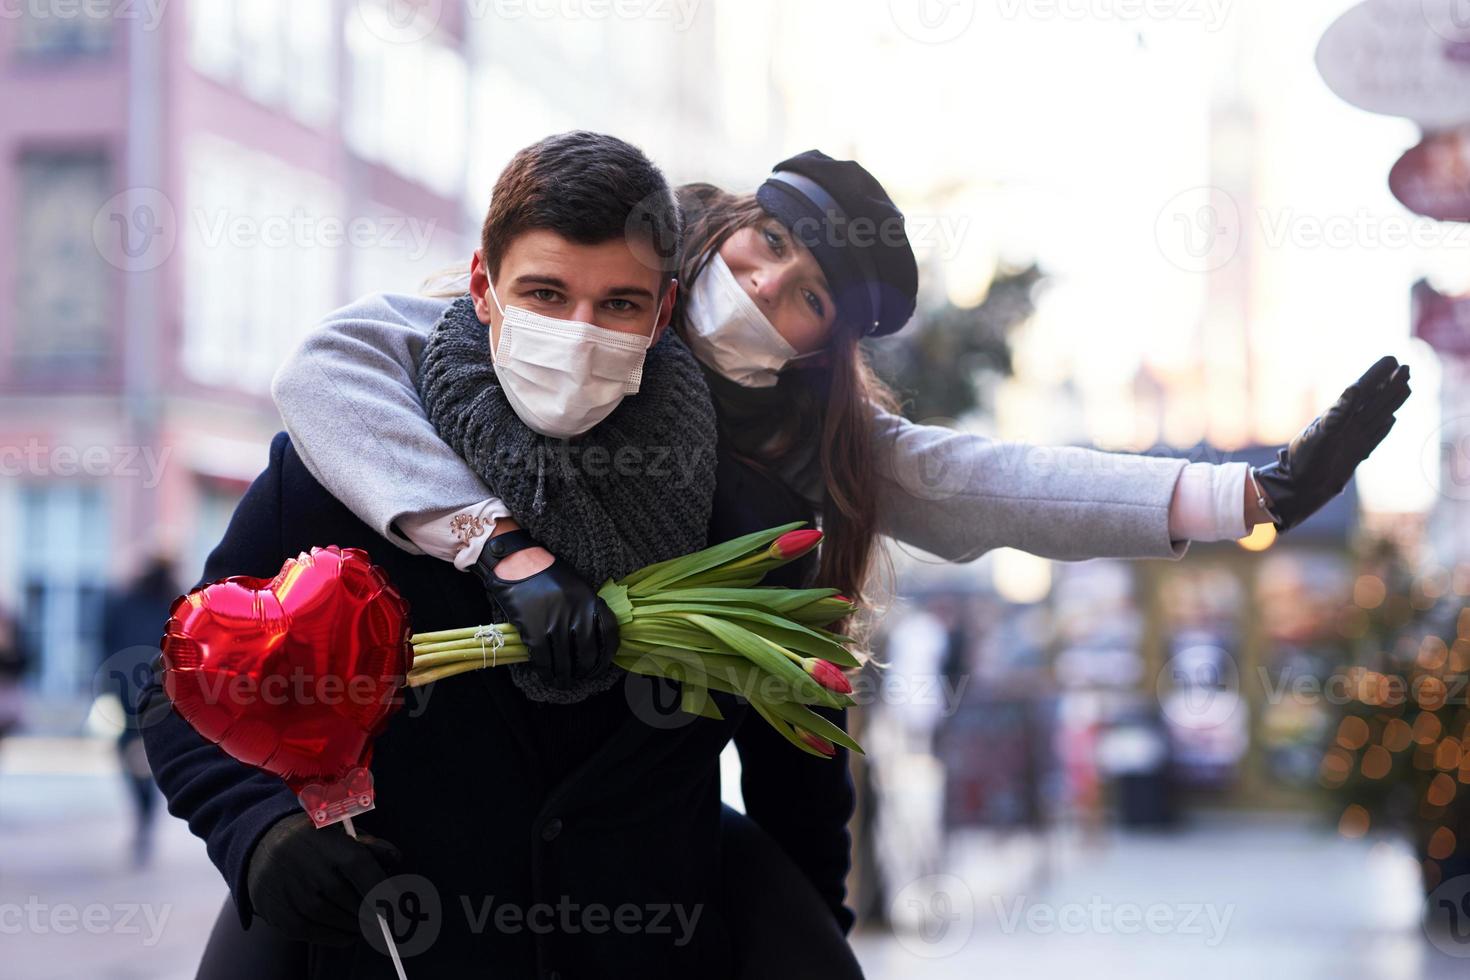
<box><xmin>676</xmin><ymin>183</ymin><xmax>898</xmax><ymax>613</ymax></box>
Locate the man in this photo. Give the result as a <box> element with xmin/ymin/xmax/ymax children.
<box><xmin>101</xmin><ymin>553</ymin><xmax>180</xmax><ymax>867</ymax></box>
<box><xmin>140</xmin><ymin>132</ymin><xmax>856</xmax><ymax>979</ymax></box>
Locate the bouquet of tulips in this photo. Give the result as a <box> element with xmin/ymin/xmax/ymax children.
<box><xmin>409</xmin><ymin>523</ymin><xmax>863</xmax><ymax>758</ymax></box>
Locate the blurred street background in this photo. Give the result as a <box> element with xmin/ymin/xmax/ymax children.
<box><xmin>5</xmin><ymin>0</ymin><xmax>1470</xmax><ymax>975</ymax></box>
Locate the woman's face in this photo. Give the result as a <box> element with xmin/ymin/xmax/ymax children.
<box><xmin>717</xmin><ymin>219</ymin><xmax>838</xmax><ymax>355</ymax></box>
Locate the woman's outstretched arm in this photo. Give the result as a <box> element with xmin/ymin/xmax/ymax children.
<box><xmin>866</xmin><ymin>354</ymin><xmax>1407</xmax><ymax>564</ymax></box>
<box><xmin>865</xmin><ymin>407</ymin><xmax>1262</xmax><ymax>564</ymax></box>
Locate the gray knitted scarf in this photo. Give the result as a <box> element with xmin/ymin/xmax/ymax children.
<box><xmin>417</xmin><ymin>294</ymin><xmax>718</xmax><ymax>703</ymax></box>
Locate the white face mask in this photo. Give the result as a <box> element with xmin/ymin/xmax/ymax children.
<box><xmin>487</xmin><ymin>280</ymin><xmax>657</xmax><ymax>439</ymax></box>
<box><xmin>684</xmin><ymin>254</ymin><xmax>821</xmax><ymax>388</ymax></box>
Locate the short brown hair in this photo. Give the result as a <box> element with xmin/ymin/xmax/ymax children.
<box><xmin>480</xmin><ymin>131</ymin><xmax>682</xmax><ymax>285</ymax></box>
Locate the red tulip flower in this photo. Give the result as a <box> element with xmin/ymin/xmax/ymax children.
<box><xmin>794</xmin><ymin>726</ymin><xmax>837</xmax><ymax>758</ymax></box>
<box><xmin>770</xmin><ymin>529</ymin><xmax>823</xmax><ymax>561</ymax></box>
<box><xmin>804</xmin><ymin>657</ymin><xmax>854</xmax><ymax>695</ymax></box>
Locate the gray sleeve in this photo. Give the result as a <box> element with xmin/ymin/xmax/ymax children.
<box><xmin>270</xmin><ymin>292</ymin><xmax>493</xmax><ymax>553</ymax></box>
<box><xmin>869</xmin><ymin>408</ymin><xmax>1192</xmax><ymax>563</ymax></box>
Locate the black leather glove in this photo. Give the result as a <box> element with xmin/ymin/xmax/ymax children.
<box><xmin>471</xmin><ymin>529</ymin><xmax>619</xmax><ymax>687</ymax></box>
<box><xmin>1253</xmin><ymin>355</ymin><xmax>1411</xmax><ymax>533</ymax></box>
<box><xmin>245</xmin><ymin>812</ymin><xmax>402</xmax><ymax>946</ymax></box>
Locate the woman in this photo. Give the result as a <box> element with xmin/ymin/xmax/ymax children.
<box><xmin>267</xmin><ymin>148</ymin><xmax>1409</xmax><ymax>961</ymax></box>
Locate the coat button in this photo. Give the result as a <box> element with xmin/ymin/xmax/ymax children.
<box><xmin>540</xmin><ymin>817</ymin><xmax>563</xmax><ymax>841</ymax></box>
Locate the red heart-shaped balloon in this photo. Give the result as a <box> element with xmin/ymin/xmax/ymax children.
<box><xmin>160</xmin><ymin>546</ymin><xmax>411</xmax><ymax>798</ymax></box>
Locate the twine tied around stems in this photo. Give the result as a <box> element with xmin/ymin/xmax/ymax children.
<box><xmin>474</xmin><ymin>625</ymin><xmax>505</xmax><ymax>669</ymax></box>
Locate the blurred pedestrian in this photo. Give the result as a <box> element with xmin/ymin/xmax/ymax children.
<box><xmin>101</xmin><ymin>553</ymin><xmax>180</xmax><ymax>867</ymax></box>
<box><xmin>0</xmin><ymin>606</ymin><xmax>29</xmax><ymax>756</ymax></box>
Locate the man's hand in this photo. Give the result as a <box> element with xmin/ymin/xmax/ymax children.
<box><xmin>1253</xmin><ymin>355</ymin><xmax>1411</xmax><ymax>533</ymax></box>
<box><xmin>472</xmin><ymin>526</ymin><xmax>619</xmax><ymax>686</ymax></box>
<box><xmin>245</xmin><ymin>812</ymin><xmax>402</xmax><ymax>946</ymax></box>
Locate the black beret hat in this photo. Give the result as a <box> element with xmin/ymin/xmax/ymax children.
<box><xmin>756</xmin><ymin>150</ymin><xmax>920</xmax><ymax>337</ymax></box>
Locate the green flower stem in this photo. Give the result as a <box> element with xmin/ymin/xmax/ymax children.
<box><xmin>411</xmin><ymin>623</ymin><xmax>517</xmax><ymax>645</ymax></box>
<box><xmin>412</xmin><ymin>637</ymin><xmax>528</xmax><ymax>657</ymax></box>
<box><xmin>412</xmin><ymin>648</ymin><xmax>530</xmax><ymax>670</ymax></box>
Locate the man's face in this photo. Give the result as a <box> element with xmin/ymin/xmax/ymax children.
<box><xmin>469</xmin><ymin>230</ymin><xmax>677</xmax><ymax>350</ymax></box>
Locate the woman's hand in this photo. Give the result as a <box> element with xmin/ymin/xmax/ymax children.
<box><xmin>1252</xmin><ymin>355</ymin><xmax>1411</xmax><ymax>533</ymax></box>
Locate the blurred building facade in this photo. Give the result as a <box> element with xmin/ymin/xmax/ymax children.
<box><xmin>0</xmin><ymin>1</ymin><xmax>475</xmax><ymax>713</ymax></box>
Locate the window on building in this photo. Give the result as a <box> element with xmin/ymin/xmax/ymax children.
<box><xmin>189</xmin><ymin>479</ymin><xmax>245</xmax><ymax>581</ymax></box>
<box><xmin>345</xmin><ymin>13</ymin><xmax>466</xmax><ymax>197</ymax></box>
<box><xmin>14</xmin><ymin>151</ymin><xmax>113</xmax><ymax>376</ymax></box>
<box><xmin>17</xmin><ymin>484</ymin><xmax>109</xmax><ymax>697</ymax></box>
<box><xmin>181</xmin><ymin>135</ymin><xmax>339</xmax><ymax>393</ymax></box>
<box><xmin>186</xmin><ymin>0</ymin><xmax>336</xmax><ymax>128</ymax></box>
<box><xmin>16</xmin><ymin>2</ymin><xmax>115</xmax><ymax>58</ymax></box>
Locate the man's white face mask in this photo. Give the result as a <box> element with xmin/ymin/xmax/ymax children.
<box><xmin>683</xmin><ymin>254</ymin><xmax>822</xmax><ymax>388</ymax></box>
<box><xmin>487</xmin><ymin>279</ymin><xmax>658</xmax><ymax>439</ymax></box>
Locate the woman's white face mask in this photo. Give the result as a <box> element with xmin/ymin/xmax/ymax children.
<box><xmin>487</xmin><ymin>280</ymin><xmax>657</xmax><ymax>439</ymax></box>
<box><xmin>684</xmin><ymin>254</ymin><xmax>821</xmax><ymax>388</ymax></box>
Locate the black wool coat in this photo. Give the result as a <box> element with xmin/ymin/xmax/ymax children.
<box><xmin>140</xmin><ymin>433</ymin><xmax>854</xmax><ymax>980</ymax></box>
